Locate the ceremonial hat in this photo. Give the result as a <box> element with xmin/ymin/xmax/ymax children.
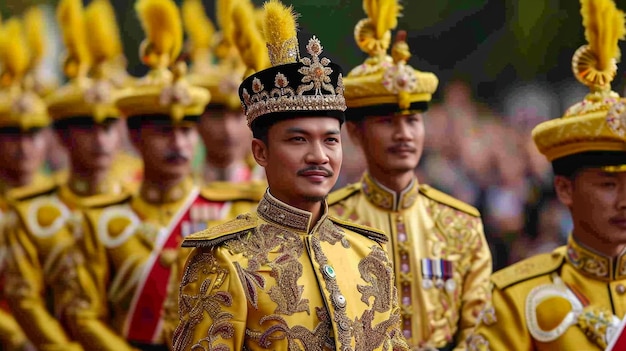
<box><xmin>115</xmin><ymin>0</ymin><xmax>210</xmax><ymax>124</ymax></box>
<box><xmin>237</xmin><ymin>0</ymin><xmax>346</xmax><ymax>132</ymax></box>
<box><xmin>342</xmin><ymin>0</ymin><xmax>438</xmax><ymax>121</ymax></box>
<box><xmin>46</xmin><ymin>0</ymin><xmax>123</xmax><ymax>124</ymax></box>
<box><xmin>531</xmin><ymin>0</ymin><xmax>626</xmax><ymax>175</ymax></box>
<box><xmin>183</xmin><ymin>0</ymin><xmax>245</xmax><ymax>111</ymax></box>
<box><xmin>0</xmin><ymin>14</ymin><xmax>50</xmax><ymax>131</ymax></box>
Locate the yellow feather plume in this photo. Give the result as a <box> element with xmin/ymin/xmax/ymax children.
<box><xmin>135</xmin><ymin>0</ymin><xmax>183</xmax><ymax>64</ymax></box>
<box><xmin>263</xmin><ymin>0</ymin><xmax>299</xmax><ymax>66</ymax></box>
<box><xmin>57</xmin><ymin>0</ymin><xmax>91</xmax><ymax>69</ymax></box>
<box><xmin>0</xmin><ymin>18</ymin><xmax>30</xmax><ymax>83</ymax></box>
<box><xmin>363</xmin><ymin>0</ymin><xmax>401</xmax><ymax>40</ymax></box>
<box><xmin>580</xmin><ymin>0</ymin><xmax>625</xmax><ymax>71</ymax></box>
<box><xmin>23</xmin><ymin>7</ymin><xmax>46</xmax><ymax>67</ymax></box>
<box><xmin>85</xmin><ymin>0</ymin><xmax>123</xmax><ymax>63</ymax></box>
<box><xmin>182</xmin><ymin>0</ymin><xmax>215</xmax><ymax>52</ymax></box>
<box><xmin>232</xmin><ymin>0</ymin><xmax>270</xmax><ymax>75</ymax></box>
<box><xmin>217</xmin><ymin>0</ymin><xmax>237</xmax><ymax>44</ymax></box>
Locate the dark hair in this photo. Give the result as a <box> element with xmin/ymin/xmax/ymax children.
<box><xmin>126</xmin><ymin>114</ymin><xmax>200</xmax><ymax>131</ymax></box>
<box><xmin>344</xmin><ymin>102</ymin><xmax>429</xmax><ymax>122</ymax></box>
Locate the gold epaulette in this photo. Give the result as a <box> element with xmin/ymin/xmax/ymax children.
<box><xmin>5</xmin><ymin>179</ymin><xmax>57</xmax><ymax>203</ymax></box>
<box><xmin>182</xmin><ymin>213</ymin><xmax>258</xmax><ymax>248</ymax></box>
<box><xmin>200</xmin><ymin>181</ymin><xmax>266</xmax><ymax>202</ymax></box>
<box><xmin>328</xmin><ymin>216</ymin><xmax>388</xmax><ymax>245</ymax></box>
<box><xmin>491</xmin><ymin>247</ymin><xmax>566</xmax><ymax>290</ymax></box>
<box><xmin>419</xmin><ymin>184</ymin><xmax>480</xmax><ymax>217</ymax></box>
<box><xmin>327</xmin><ymin>183</ymin><xmax>361</xmax><ymax>205</ymax></box>
<box><xmin>80</xmin><ymin>191</ymin><xmax>132</xmax><ymax>209</ymax></box>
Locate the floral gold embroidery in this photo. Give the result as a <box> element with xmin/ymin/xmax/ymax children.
<box><xmin>297</xmin><ymin>37</ymin><xmax>335</xmax><ymax>96</ymax></box>
<box><xmin>466</xmin><ymin>334</ymin><xmax>491</xmax><ymax>351</ymax></box>
<box><xmin>318</xmin><ymin>219</ymin><xmax>350</xmax><ymax>248</ymax></box>
<box><xmin>352</xmin><ymin>308</ymin><xmax>401</xmax><ymax>351</ymax></box>
<box><xmin>234</xmin><ymin>262</ymin><xmax>265</xmax><ymax>309</ymax></box>
<box><xmin>357</xmin><ymin>246</ymin><xmax>393</xmax><ymax>313</ymax></box>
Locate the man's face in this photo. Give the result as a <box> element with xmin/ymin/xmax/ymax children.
<box><xmin>349</xmin><ymin>113</ymin><xmax>425</xmax><ymax>176</ymax></box>
<box><xmin>557</xmin><ymin>169</ymin><xmax>626</xmax><ymax>247</ymax></box>
<box><xmin>63</xmin><ymin>120</ymin><xmax>121</xmax><ymax>172</ymax></box>
<box><xmin>254</xmin><ymin>117</ymin><xmax>342</xmax><ymax>204</ymax></box>
<box><xmin>0</xmin><ymin>129</ymin><xmax>47</xmax><ymax>181</ymax></box>
<box><xmin>134</xmin><ymin>122</ymin><xmax>198</xmax><ymax>181</ymax></box>
<box><xmin>199</xmin><ymin>108</ymin><xmax>250</xmax><ymax>168</ymax></box>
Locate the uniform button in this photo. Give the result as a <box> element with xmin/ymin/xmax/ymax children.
<box><xmin>338</xmin><ymin>320</ymin><xmax>350</xmax><ymax>331</ymax></box>
<box><xmin>333</xmin><ymin>293</ymin><xmax>347</xmax><ymax>308</ymax></box>
<box><xmin>322</xmin><ymin>264</ymin><xmax>336</xmax><ymax>279</ymax></box>
<box><xmin>617</xmin><ymin>284</ymin><xmax>626</xmax><ymax>295</ymax></box>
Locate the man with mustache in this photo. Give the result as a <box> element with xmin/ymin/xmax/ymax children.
<box><xmin>183</xmin><ymin>0</ymin><xmax>265</xmax><ymax>184</ymax></box>
<box><xmin>61</xmin><ymin>1</ymin><xmax>263</xmax><ymax>350</ymax></box>
<box><xmin>1</xmin><ymin>2</ymin><xmax>137</xmax><ymax>349</ymax></box>
<box><xmin>173</xmin><ymin>1</ymin><xmax>408</xmax><ymax>350</ymax></box>
<box><xmin>327</xmin><ymin>2</ymin><xmax>492</xmax><ymax>350</ymax></box>
<box><xmin>467</xmin><ymin>0</ymin><xmax>626</xmax><ymax>349</ymax></box>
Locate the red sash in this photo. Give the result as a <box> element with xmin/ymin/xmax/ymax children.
<box><xmin>125</xmin><ymin>192</ymin><xmax>228</xmax><ymax>343</ymax></box>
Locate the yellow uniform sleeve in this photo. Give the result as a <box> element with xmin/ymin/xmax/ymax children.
<box><xmin>172</xmin><ymin>247</ymin><xmax>248</xmax><ymax>351</ymax></box>
<box><xmin>0</xmin><ymin>309</ymin><xmax>28</xmax><ymax>351</ymax></box>
<box><xmin>455</xmin><ymin>220</ymin><xmax>493</xmax><ymax>350</ymax></box>
<box><xmin>3</xmin><ymin>210</ymin><xmax>83</xmax><ymax>351</ymax></box>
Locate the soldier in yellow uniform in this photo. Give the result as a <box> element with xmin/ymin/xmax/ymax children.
<box><xmin>182</xmin><ymin>0</ymin><xmax>265</xmax><ymax>184</ymax></box>
<box><xmin>0</xmin><ymin>12</ymin><xmax>53</xmax><ymax>351</ymax></box>
<box><xmin>466</xmin><ymin>1</ymin><xmax>626</xmax><ymax>350</ymax></box>
<box><xmin>2</xmin><ymin>0</ymin><xmax>138</xmax><ymax>349</ymax></box>
<box><xmin>173</xmin><ymin>1</ymin><xmax>408</xmax><ymax>350</ymax></box>
<box><xmin>326</xmin><ymin>1</ymin><xmax>492</xmax><ymax>349</ymax></box>
<box><xmin>62</xmin><ymin>1</ymin><xmax>262</xmax><ymax>350</ymax></box>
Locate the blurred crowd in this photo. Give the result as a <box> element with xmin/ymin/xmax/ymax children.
<box><xmin>336</xmin><ymin>79</ymin><xmax>588</xmax><ymax>270</ymax></box>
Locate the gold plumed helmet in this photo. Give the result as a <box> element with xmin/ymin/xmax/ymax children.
<box><xmin>532</xmin><ymin>0</ymin><xmax>626</xmax><ymax>175</ymax></box>
<box><xmin>115</xmin><ymin>0</ymin><xmax>210</xmax><ymax>123</ymax></box>
<box><xmin>46</xmin><ymin>0</ymin><xmax>121</xmax><ymax>124</ymax></box>
<box><xmin>342</xmin><ymin>0</ymin><xmax>438</xmax><ymax>120</ymax></box>
<box><xmin>0</xmin><ymin>15</ymin><xmax>50</xmax><ymax>131</ymax></box>
<box><xmin>183</xmin><ymin>0</ymin><xmax>245</xmax><ymax>111</ymax></box>
<box><xmin>237</xmin><ymin>0</ymin><xmax>346</xmax><ymax>131</ymax></box>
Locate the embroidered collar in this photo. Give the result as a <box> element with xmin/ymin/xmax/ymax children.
<box><xmin>204</xmin><ymin>161</ymin><xmax>251</xmax><ymax>183</ymax></box>
<box><xmin>566</xmin><ymin>235</ymin><xmax>626</xmax><ymax>281</ymax></box>
<box><xmin>140</xmin><ymin>177</ymin><xmax>195</xmax><ymax>204</ymax></box>
<box><xmin>68</xmin><ymin>177</ymin><xmax>122</xmax><ymax>197</ymax></box>
<box><xmin>256</xmin><ymin>190</ymin><xmax>327</xmax><ymax>233</ymax></box>
<box><xmin>361</xmin><ymin>172</ymin><xmax>419</xmax><ymax>211</ymax></box>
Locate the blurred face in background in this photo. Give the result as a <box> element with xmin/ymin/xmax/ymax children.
<box><xmin>199</xmin><ymin>107</ymin><xmax>251</xmax><ymax>168</ymax></box>
<box><xmin>61</xmin><ymin>119</ymin><xmax>121</xmax><ymax>173</ymax></box>
<box><xmin>131</xmin><ymin>120</ymin><xmax>199</xmax><ymax>183</ymax></box>
<box><xmin>348</xmin><ymin>112</ymin><xmax>425</xmax><ymax>178</ymax></box>
<box><xmin>0</xmin><ymin>128</ymin><xmax>47</xmax><ymax>186</ymax></box>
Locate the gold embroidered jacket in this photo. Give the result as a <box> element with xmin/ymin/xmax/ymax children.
<box><xmin>68</xmin><ymin>178</ymin><xmax>263</xmax><ymax>350</ymax></box>
<box><xmin>328</xmin><ymin>174</ymin><xmax>492</xmax><ymax>350</ymax></box>
<box><xmin>467</xmin><ymin>236</ymin><xmax>626</xmax><ymax>350</ymax></box>
<box><xmin>173</xmin><ymin>191</ymin><xmax>409</xmax><ymax>351</ymax></box>
<box><xmin>2</xmin><ymin>182</ymin><xmax>103</xmax><ymax>351</ymax></box>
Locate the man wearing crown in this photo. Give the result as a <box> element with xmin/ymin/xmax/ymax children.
<box><xmin>1</xmin><ymin>1</ymin><xmax>142</xmax><ymax>349</ymax></box>
<box><xmin>172</xmin><ymin>1</ymin><xmax>408</xmax><ymax>350</ymax></box>
<box><xmin>326</xmin><ymin>1</ymin><xmax>492</xmax><ymax>350</ymax></box>
<box><xmin>60</xmin><ymin>1</ymin><xmax>263</xmax><ymax>350</ymax></box>
<box><xmin>467</xmin><ymin>1</ymin><xmax>626</xmax><ymax>350</ymax></box>
<box><xmin>182</xmin><ymin>0</ymin><xmax>265</xmax><ymax>185</ymax></box>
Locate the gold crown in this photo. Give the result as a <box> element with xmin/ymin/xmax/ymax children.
<box><xmin>0</xmin><ymin>15</ymin><xmax>50</xmax><ymax>130</ymax></box>
<box><xmin>237</xmin><ymin>0</ymin><xmax>346</xmax><ymax>128</ymax></box>
<box><xmin>46</xmin><ymin>0</ymin><xmax>121</xmax><ymax>123</ymax></box>
<box><xmin>115</xmin><ymin>0</ymin><xmax>210</xmax><ymax>122</ymax></box>
<box><xmin>532</xmin><ymin>0</ymin><xmax>626</xmax><ymax>162</ymax></box>
<box><xmin>343</xmin><ymin>0</ymin><xmax>438</xmax><ymax>117</ymax></box>
<box><xmin>183</xmin><ymin>0</ymin><xmax>245</xmax><ymax>111</ymax></box>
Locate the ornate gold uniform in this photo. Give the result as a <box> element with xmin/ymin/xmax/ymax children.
<box><xmin>468</xmin><ymin>0</ymin><xmax>626</xmax><ymax>349</ymax></box>
<box><xmin>329</xmin><ymin>176</ymin><xmax>491</xmax><ymax>350</ymax></box>
<box><xmin>174</xmin><ymin>191</ymin><xmax>408</xmax><ymax>351</ymax></box>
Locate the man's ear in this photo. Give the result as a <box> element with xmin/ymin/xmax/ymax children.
<box><xmin>346</xmin><ymin>121</ymin><xmax>363</xmax><ymax>148</ymax></box>
<box><xmin>554</xmin><ymin>175</ymin><xmax>574</xmax><ymax>207</ymax></box>
<box><xmin>251</xmin><ymin>138</ymin><xmax>268</xmax><ymax>168</ymax></box>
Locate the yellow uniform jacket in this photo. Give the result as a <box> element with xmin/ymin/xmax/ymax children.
<box><xmin>173</xmin><ymin>190</ymin><xmax>410</xmax><ymax>351</ymax></box>
<box><xmin>0</xmin><ymin>178</ymin><xmax>54</xmax><ymax>351</ymax></box>
<box><xmin>3</xmin><ymin>180</ymin><xmax>124</xmax><ymax>351</ymax></box>
<box><xmin>467</xmin><ymin>236</ymin><xmax>626</xmax><ymax>350</ymax></box>
<box><xmin>69</xmin><ymin>178</ymin><xmax>263</xmax><ymax>350</ymax></box>
<box><xmin>328</xmin><ymin>174</ymin><xmax>492</xmax><ymax>350</ymax></box>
